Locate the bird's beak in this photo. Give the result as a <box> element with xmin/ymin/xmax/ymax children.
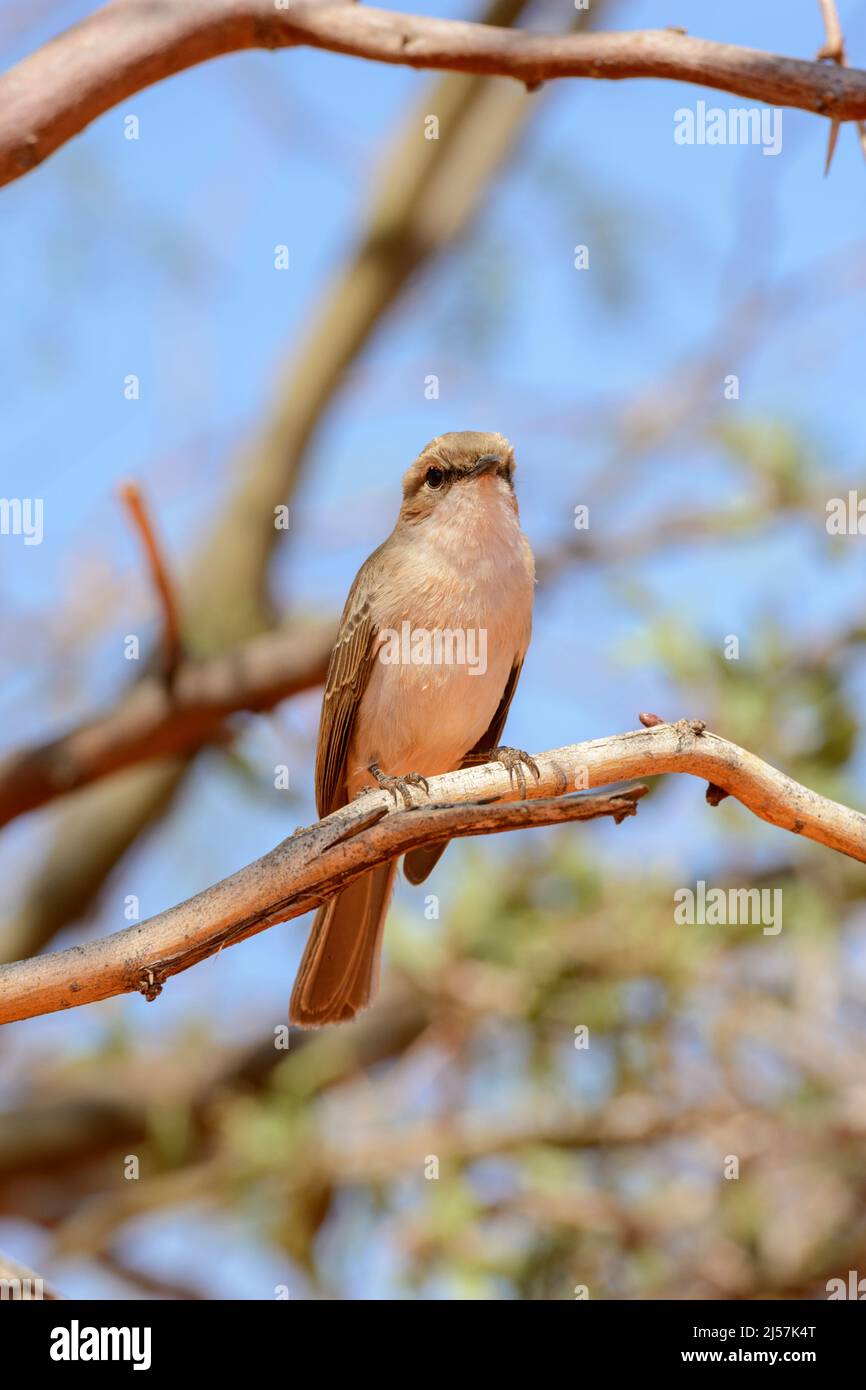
<box><xmin>470</xmin><ymin>454</ymin><xmax>502</xmax><ymax>479</ymax></box>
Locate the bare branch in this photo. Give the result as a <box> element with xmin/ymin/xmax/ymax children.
<box><xmin>0</xmin><ymin>780</ymin><xmax>647</xmax><ymax>1024</ymax></box>
<box><xmin>2</xmin><ymin>1</ymin><xmax>866</xmax><ymax>190</ymax></box>
<box><xmin>0</xmin><ymin>621</ymin><xmax>334</xmax><ymax>829</ymax></box>
<box><xmin>1</xmin><ymin>719</ymin><xmax>864</xmax><ymax>1026</ymax></box>
<box><xmin>118</xmin><ymin>480</ymin><xmax>183</xmax><ymax>682</ymax></box>
<box><xmin>817</xmin><ymin>0</ymin><xmax>846</xmax><ymax>63</ymax></box>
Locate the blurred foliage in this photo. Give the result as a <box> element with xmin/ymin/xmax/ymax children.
<box><xmin>2</xmin><ymin>0</ymin><xmax>866</xmax><ymax>1306</ymax></box>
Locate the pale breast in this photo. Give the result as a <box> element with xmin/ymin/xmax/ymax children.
<box><xmin>345</xmin><ymin>482</ymin><xmax>534</xmax><ymax>794</ymax></box>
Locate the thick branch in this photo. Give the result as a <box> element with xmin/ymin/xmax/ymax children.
<box><xmin>0</xmin><ymin>611</ymin><xmax>562</xmax><ymax>826</ymax></box>
<box><xmin>0</xmin><ymin>781</ymin><xmax>646</xmax><ymax>1025</ymax></box>
<box><xmin>0</xmin><ymin>621</ymin><xmax>334</xmax><ymax>828</ymax></box>
<box><xmin>2</xmin><ymin>1</ymin><xmax>866</xmax><ymax>189</ymax></box>
<box><xmin>1</xmin><ymin>720</ymin><xmax>864</xmax><ymax>1026</ymax></box>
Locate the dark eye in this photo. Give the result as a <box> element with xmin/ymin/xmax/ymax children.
<box><xmin>425</xmin><ymin>466</ymin><xmax>445</xmax><ymax>490</ymax></box>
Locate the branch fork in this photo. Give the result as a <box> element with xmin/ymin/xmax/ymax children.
<box><xmin>1</xmin><ymin>718</ymin><xmax>864</xmax><ymax>1026</ymax></box>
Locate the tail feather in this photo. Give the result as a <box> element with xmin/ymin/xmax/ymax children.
<box><xmin>290</xmin><ymin>863</ymin><xmax>397</xmax><ymax>1027</ymax></box>
<box><xmin>403</xmin><ymin>841</ymin><xmax>448</xmax><ymax>885</ymax></box>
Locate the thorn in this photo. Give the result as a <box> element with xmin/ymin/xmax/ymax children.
<box><xmin>824</xmin><ymin>117</ymin><xmax>841</xmax><ymax>176</ymax></box>
<box><xmin>639</xmin><ymin>711</ymin><xmax>665</xmax><ymax>727</ymax></box>
<box><xmin>705</xmin><ymin>782</ymin><xmax>730</xmax><ymax>806</ymax></box>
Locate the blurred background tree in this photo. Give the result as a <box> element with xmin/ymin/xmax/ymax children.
<box><xmin>1</xmin><ymin>0</ymin><xmax>865</xmax><ymax>1299</ymax></box>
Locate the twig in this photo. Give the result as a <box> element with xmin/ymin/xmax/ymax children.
<box><xmin>817</xmin><ymin>0</ymin><xmax>845</xmax><ymax>63</ymax></box>
<box><xmin>1</xmin><ymin>720</ymin><xmax>865</xmax><ymax>1026</ymax></box>
<box><xmin>118</xmin><ymin>481</ymin><xmax>183</xmax><ymax>682</ymax></box>
<box><xmin>3</xmin><ymin>2</ymin><xmax>866</xmax><ymax>190</ymax></box>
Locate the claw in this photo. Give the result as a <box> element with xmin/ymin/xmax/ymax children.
<box><xmin>490</xmin><ymin>746</ymin><xmax>540</xmax><ymax>799</ymax></box>
<box><xmin>368</xmin><ymin>762</ymin><xmax>430</xmax><ymax>808</ymax></box>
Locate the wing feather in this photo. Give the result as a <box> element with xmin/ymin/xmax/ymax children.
<box><xmin>461</xmin><ymin>658</ymin><xmax>524</xmax><ymax>765</ymax></box>
<box><xmin>404</xmin><ymin>658</ymin><xmax>525</xmax><ymax>885</ymax></box>
<box><xmin>315</xmin><ymin>548</ymin><xmax>385</xmax><ymax>816</ymax></box>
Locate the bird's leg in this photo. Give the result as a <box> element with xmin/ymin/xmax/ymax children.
<box><xmin>368</xmin><ymin>762</ymin><xmax>430</xmax><ymax>808</ymax></box>
<box><xmin>488</xmin><ymin>746</ymin><xmax>541</xmax><ymax>799</ymax></box>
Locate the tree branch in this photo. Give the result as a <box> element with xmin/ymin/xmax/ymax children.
<box><xmin>118</xmin><ymin>480</ymin><xmax>184</xmax><ymax>683</ymax></box>
<box><xmin>0</xmin><ymin>780</ymin><xmax>647</xmax><ymax>1025</ymax></box>
<box><xmin>2</xmin><ymin>0</ymin><xmax>866</xmax><ymax>190</ymax></box>
<box><xmin>817</xmin><ymin>0</ymin><xmax>846</xmax><ymax>64</ymax></box>
<box><xmin>0</xmin><ymin>621</ymin><xmax>334</xmax><ymax>829</ymax></box>
<box><xmin>1</xmin><ymin>719</ymin><xmax>864</xmax><ymax>1026</ymax></box>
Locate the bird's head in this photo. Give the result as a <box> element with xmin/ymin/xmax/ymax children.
<box><xmin>398</xmin><ymin>431</ymin><xmax>517</xmax><ymax>528</ymax></box>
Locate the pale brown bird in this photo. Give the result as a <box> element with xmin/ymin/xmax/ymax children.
<box><xmin>290</xmin><ymin>430</ymin><xmax>536</xmax><ymax>1026</ymax></box>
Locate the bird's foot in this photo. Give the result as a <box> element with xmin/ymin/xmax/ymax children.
<box><xmin>490</xmin><ymin>746</ymin><xmax>540</xmax><ymax>799</ymax></box>
<box><xmin>368</xmin><ymin>762</ymin><xmax>430</xmax><ymax>809</ymax></box>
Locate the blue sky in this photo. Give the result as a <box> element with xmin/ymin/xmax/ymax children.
<box><xmin>1</xmin><ymin>1</ymin><xmax>865</xmax><ymax>1295</ymax></box>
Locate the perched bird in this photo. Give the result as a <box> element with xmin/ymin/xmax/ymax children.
<box><xmin>290</xmin><ymin>430</ymin><xmax>536</xmax><ymax>1026</ymax></box>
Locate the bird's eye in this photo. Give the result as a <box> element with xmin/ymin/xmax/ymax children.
<box><xmin>425</xmin><ymin>466</ymin><xmax>445</xmax><ymax>490</ymax></box>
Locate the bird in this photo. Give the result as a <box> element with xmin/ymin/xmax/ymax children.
<box><xmin>290</xmin><ymin>430</ymin><xmax>536</xmax><ymax>1027</ymax></box>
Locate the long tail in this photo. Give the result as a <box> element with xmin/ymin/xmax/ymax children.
<box><xmin>289</xmin><ymin>862</ymin><xmax>397</xmax><ymax>1027</ymax></box>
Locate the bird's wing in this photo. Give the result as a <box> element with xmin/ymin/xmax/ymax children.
<box><xmin>404</xmin><ymin>658</ymin><xmax>525</xmax><ymax>887</ymax></box>
<box><xmin>461</xmin><ymin>657</ymin><xmax>524</xmax><ymax>764</ymax></box>
<box><xmin>315</xmin><ymin>550</ymin><xmax>384</xmax><ymax>817</ymax></box>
